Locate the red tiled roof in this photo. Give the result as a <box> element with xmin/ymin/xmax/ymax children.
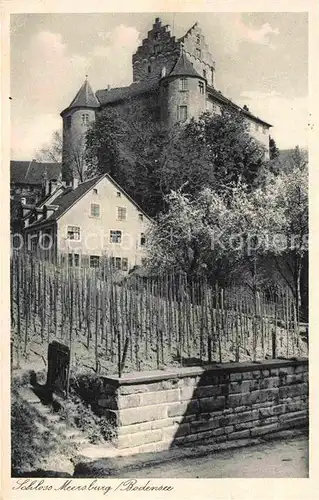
<box><xmin>10</xmin><ymin>160</ymin><xmax>61</xmax><ymax>185</ymax></box>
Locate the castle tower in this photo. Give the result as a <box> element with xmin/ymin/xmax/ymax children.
<box><xmin>60</xmin><ymin>78</ymin><xmax>100</xmax><ymax>182</ymax></box>
<box><xmin>160</xmin><ymin>49</ymin><xmax>206</xmax><ymax>127</ymax></box>
<box><xmin>132</xmin><ymin>17</ymin><xmax>180</xmax><ymax>82</ymax></box>
<box><xmin>179</xmin><ymin>22</ymin><xmax>216</xmax><ymax>87</ymax></box>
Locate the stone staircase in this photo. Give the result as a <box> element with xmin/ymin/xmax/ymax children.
<box><xmin>16</xmin><ymin>384</ymin><xmax>90</xmax><ymax>473</ymax></box>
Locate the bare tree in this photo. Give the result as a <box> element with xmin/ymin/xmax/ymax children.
<box><xmin>64</xmin><ymin>134</ymin><xmax>87</xmax><ymax>183</ymax></box>
<box><xmin>35</xmin><ymin>130</ymin><xmax>62</xmax><ymax>163</ymax></box>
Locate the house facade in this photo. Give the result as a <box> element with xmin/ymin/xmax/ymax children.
<box><xmin>23</xmin><ymin>174</ymin><xmax>151</xmax><ymax>271</ymax></box>
<box><xmin>61</xmin><ymin>17</ymin><xmax>272</xmax><ymax>180</ymax></box>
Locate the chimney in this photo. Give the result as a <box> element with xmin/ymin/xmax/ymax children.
<box><xmin>72</xmin><ymin>178</ymin><xmax>79</xmax><ymax>190</ymax></box>
<box><xmin>45</xmin><ymin>180</ymin><xmax>51</xmax><ymax>196</ymax></box>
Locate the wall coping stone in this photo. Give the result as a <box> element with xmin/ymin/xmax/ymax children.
<box><xmin>101</xmin><ymin>358</ymin><xmax>308</xmax><ymax>387</ymax></box>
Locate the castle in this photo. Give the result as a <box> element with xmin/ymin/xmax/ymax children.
<box><xmin>61</xmin><ymin>17</ymin><xmax>271</xmax><ymax>181</ymax></box>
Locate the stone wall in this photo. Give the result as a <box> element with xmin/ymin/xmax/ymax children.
<box><xmin>87</xmin><ymin>358</ymin><xmax>308</xmax><ymax>453</ymax></box>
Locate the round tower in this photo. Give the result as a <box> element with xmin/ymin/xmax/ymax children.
<box><xmin>160</xmin><ymin>49</ymin><xmax>206</xmax><ymax>128</ymax></box>
<box><xmin>60</xmin><ymin>77</ymin><xmax>100</xmax><ymax>183</ymax></box>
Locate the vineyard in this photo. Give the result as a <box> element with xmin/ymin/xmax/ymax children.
<box><xmin>10</xmin><ymin>252</ymin><xmax>308</xmax><ymax>377</ymax></box>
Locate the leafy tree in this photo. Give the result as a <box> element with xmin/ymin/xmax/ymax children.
<box><xmin>147</xmin><ymin>146</ymin><xmax>308</xmax><ymax>312</ymax></box>
<box><xmin>85</xmin><ymin>106</ymin><xmax>267</xmax><ymax>216</ymax></box>
<box><xmin>146</xmin><ymin>181</ymin><xmax>283</xmax><ymax>288</ymax></box>
<box><xmin>261</xmin><ymin>147</ymin><xmax>308</xmax><ymax>313</ymax></box>
<box><xmin>180</xmin><ymin>110</ymin><xmax>266</xmax><ymax>195</ymax></box>
<box><xmin>269</xmin><ymin>136</ymin><xmax>280</xmax><ymax>160</ymax></box>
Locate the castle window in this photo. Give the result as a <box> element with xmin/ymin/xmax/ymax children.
<box><xmin>116</xmin><ymin>191</ymin><xmax>121</xmax><ymax>197</ymax></box>
<box><xmin>199</xmin><ymin>81</ymin><xmax>205</xmax><ymax>94</ymax></box>
<box><xmin>178</xmin><ymin>105</ymin><xmax>188</xmax><ymax>122</ymax></box>
<box><xmin>179</xmin><ymin>78</ymin><xmax>188</xmax><ymax>91</ymax></box>
<box><xmin>140</xmin><ymin>233</ymin><xmax>146</xmax><ymax>246</ymax></box>
<box><xmin>117</xmin><ymin>206</ymin><xmax>127</xmax><ymax>221</ymax></box>
<box><xmin>81</xmin><ymin>113</ymin><xmax>89</xmax><ymax>125</ymax></box>
<box><xmin>67</xmin><ymin>226</ymin><xmax>80</xmax><ymax>240</ymax></box>
<box><xmin>90</xmin><ymin>203</ymin><xmax>100</xmax><ymax>217</ymax></box>
<box><xmin>122</xmin><ymin>258</ymin><xmax>128</xmax><ymax>271</ymax></box>
<box><xmin>93</xmin><ymin>188</ymin><xmax>98</xmax><ymax>194</ymax></box>
<box><xmin>148</xmin><ymin>64</ymin><xmax>151</xmax><ymax>74</ymax></box>
<box><xmin>66</xmin><ymin>116</ymin><xmax>72</xmax><ymax>129</ymax></box>
<box><xmin>110</xmin><ymin>230</ymin><xmax>122</xmax><ymax>243</ymax></box>
<box><xmin>203</xmin><ymin>69</ymin><xmax>207</xmax><ymax>79</ymax></box>
<box><xmin>139</xmin><ymin>213</ymin><xmax>144</xmax><ymax>221</ymax></box>
<box><xmin>196</xmin><ymin>34</ymin><xmax>201</xmax><ymax>44</ymax></box>
<box><xmin>90</xmin><ymin>255</ymin><xmax>100</xmax><ymax>268</ymax></box>
<box><xmin>196</xmin><ymin>48</ymin><xmax>201</xmax><ymax>59</ymax></box>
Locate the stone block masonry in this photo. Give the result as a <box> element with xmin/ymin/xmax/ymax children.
<box><xmin>86</xmin><ymin>358</ymin><xmax>308</xmax><ymax>453</ymax></box>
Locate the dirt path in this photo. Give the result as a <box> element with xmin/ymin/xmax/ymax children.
<box><xmin>118</xmin><ymin>436</ymin><xmax>308</xmax><ymax>478</ymax></box>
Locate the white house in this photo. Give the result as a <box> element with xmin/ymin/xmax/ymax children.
<box><xmin>23</xmin><ymin>173</ymin><xmax>151</xmax><ymax>271</ymax></box>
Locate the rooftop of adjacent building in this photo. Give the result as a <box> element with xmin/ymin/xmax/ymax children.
<box><xmin>11</xmin><ymin>160</ymin><xmax>62</xmax><ymax>185</ymax></box>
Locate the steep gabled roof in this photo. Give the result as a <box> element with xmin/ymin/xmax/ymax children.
<box><xmin>27</xmin><ymin>173</ymin><xmax>152</xmax><ymax>229</ymax></box>
<box><xmin>10</xmin><ymin>160</ymin><xmax>61</xmax><ymax>185</ymax></box>
<box><xmin>30</xmin><ymin>176</ymin><xmax>103</xmax><ymax>226</ymax></box>
<box><xmin>168</xmin><ymin>51</ymin><xmax>202</xmax><ymax>78</ymax></box>
<box><xmin>61</xmin><ymin>79</ymin><xmax>100</xmax><ymax>116</ymax></box>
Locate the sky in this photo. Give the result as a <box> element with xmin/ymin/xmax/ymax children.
<box><xmin>10</xmin><ymin>12</ymin><xmax>308</xmax><ymax>159</ymax></box>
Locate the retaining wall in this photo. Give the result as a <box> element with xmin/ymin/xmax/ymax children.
<box><xmin>88</xmin><ymin>358</ymin><xmax>308</xmax><ymax>453</ymax></box>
